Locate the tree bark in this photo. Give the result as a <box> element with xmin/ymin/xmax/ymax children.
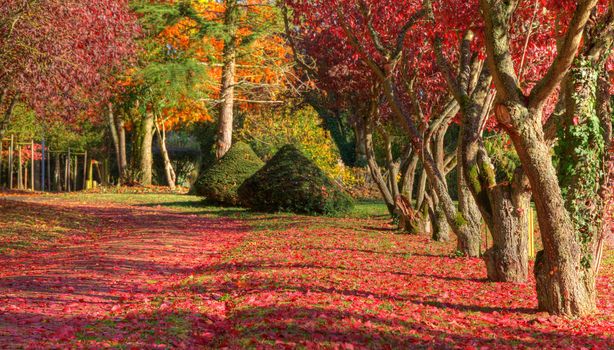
<box><xmin>140</xmin><ymin>113</ymin><xmax>154</xmax><ymax>186</ymax></box>
<box><xmin>456</xmin><ymin>144</ymin><xmax>483</xmax><ymax>257</ymax></box>
<box><xmin>429</xmin><ymin>189</ymin><xmax>450</xmax><ymax>242</ymax></box>
<box><xmin>155</xmin><ymin>120</ymin><xmax>176</xmax><ymax>191</ymax></box>
<box><xmin>107</xmin><ymin>103</ymin><xmax>123</xmax><ymax>183</ymax></box>
<box><xmin>117</xmin><ymin>117</ymin><xmax>127</xmax><ymax>181</ymax></box>
<box><xmin>0</xmin><ymin>94</ymin><xmax>17</xmax><ymax>138</ymax></box>
<box><xmin>479</xmin><ymin>0</ymin><xmax>607</xmax><ymax>314</ymax></box>
<box><xmin>53</xmin><ymin>153</ymin><xmax>61</xmax><ymax>191</ymax></box>
<box><xmin>429</xmin><ymin>127</ymin><xmax>451</xmax><ymax>242</ymax></box>
<box><xmin>354</xmin><ymin>124</ymin><xmax>368</xmax><ymax>166</ymax></box>
<box><xmin>215</xmin><ymin>0</ymin><xmax>239</xmax><ymax>160</ymax></box>
<box><xmin>434</xmin><ymin>29</ymin><xmax>530</xmax><ymax>278</ymax></box>
<box><xmin>364</xmin><ymin>128</ymin><xmax>396</xmax><ymax>216</ymax></box>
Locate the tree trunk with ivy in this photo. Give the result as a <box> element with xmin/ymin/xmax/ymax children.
<box><xmin>480</xmin><ymin>0</ymin><xmax>610</xmax><ymax>315</ymax></box>
<box><xmin>538</xmin><ymin>50</ymin><xmax>611</xmax><ymax>315</ymax></box>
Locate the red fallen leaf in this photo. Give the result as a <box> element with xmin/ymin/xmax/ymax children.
<box><xmin>52</xmin><ymin>325</ymin><xmax>75</xmax><ymax>340</ymax></box>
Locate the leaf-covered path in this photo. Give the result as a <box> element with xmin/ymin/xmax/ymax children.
<box><xmin>0</xmin><ymin>194</ymin><xmax>612</xmax><ymax>349</ymax></box>
<box><xmin>0</xmin><ymin>195</ymin><xmax>249</xmax><ymax>348</ymax></box>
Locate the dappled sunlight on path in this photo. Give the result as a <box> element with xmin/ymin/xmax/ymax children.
<box><xmin>0</xmin><ymin>198</ymin><xmax>248</xmax><ymax>348</ymax></box>
<box><xmin>0</xmin><ymin>195</ymin><xmax>612</xmax><ymax>349</ymax></box>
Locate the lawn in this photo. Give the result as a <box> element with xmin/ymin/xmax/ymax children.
<box><xmin>0</xmin><ymin>193</ymin><xmax>612</xmax><ymax>349</ymax></box>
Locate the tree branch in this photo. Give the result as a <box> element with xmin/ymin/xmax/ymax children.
<box><xmin>478</xmin><ymin>0</ymin><xmax>524</xmax><ymax>104</ymax></box>
<box><xmin>528</xmin><ymin>0</ymin><xmax>599</xmax><ymax>109</ymax></box>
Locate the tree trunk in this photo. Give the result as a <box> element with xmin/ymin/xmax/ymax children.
<box><xmin>429</xmin><ymin>126</ymin><xmax>452</xmax><ymax>243</ymax></box>
<box><xmin>400</xmin><ymin>152</ymin><xmax>419</xmax><ymax>200</ymax></box>
<box><xmin>215</xmin><ymin>0</ymin><xmax>239</xmax><ymax>160</ymax></box>
<box><xmin>0</xmin><ymin>95</ymin><xmax>17</xmax><ymax>138</ymax></box>
<box><xmin>482</xmin><ymin>168</ymin><xmax>531</xmax><ymax>282</ymax></box>
<box><xmin>118</xmin><ymin>117</ymin><xmax>128</xmax><ymax>181</ymax></box>
<box><xmin>533</xmin><ymin>55</ymin><xmax>610</xmax><ymax>315</ymax></box>
<box><xmin>500</xmin><ymin>103</ymin><xmax>594</xmax><ymax>314</ymax></box>
<box><xmin>380</xmin><ymin>127</ymin><xmax>400</xmax><ymax>200</ymax></box>
<box><xmin>435</xmin><ymin>32</ymin><xmax>529</xmax><ymax>274</ymax></box>
<box><xmin>364</xmin><ymin>128</ymin><xmax>396</xmax><ymax>216</ymax></box>
<box><xmin>155</xmin><ymin>121</ymin><xmax>176</xmax><ymax>191</ymax></box>
<box><xmin>456</xmin><ymin>158</ymin><xmax>483</xmax><ymax>257</ymax></box>
<box><xmin>353</xmin><ymin>124</ymin><xmax>368</xmax><ymax>166</ymax></box>
<box><xmin>461</xmin><ymin>102</ymin><xmax>531</xmax><ymax>279</ymax></box>
<box><xmin>140</xmin><ymin>113</ymin><xmax>154</xmax><ymax>186</ymax></box>
<box><xmin>107</xmin><ymin>103</ymin><xmax>123</xmax><ymax>183</ymax></box>
<box><xmin>53</xmin><ymin>154</ymin><xmax>61</xmax><ymax>191</ymax></box>
<box><xmin>477</xmin><ymin>0</ymin><xmax>605</xmax><ymax>315</ymax></box>
<box><xmin>429</xmin><ymin>189</ymin><xmax>450</xmax><ymax>242</ymax></box>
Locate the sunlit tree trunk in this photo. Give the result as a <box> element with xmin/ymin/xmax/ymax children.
<box><xmin>155</xmin><ymin>119</ymin><xmax>176</xmax><ymax>191</ymax></box>
<box><xmin>107</xmin><ymin>103</ymin><xmax>124</xmax><ymax>184</ymax></box>
<box><xmin>140</xmin><ymin>113</ymin><xmax>154</xmax><ymax>186</ymax></box>
<box><xmin>480</xmin><ymin>0</ymin><xmax>608</xmax><ymax>315</ymax></box>
<box><xmin>117</xmin><ymin>117</ymin><xmax>128</xmax><ymax>181</ymax></box>
<box><xmin>435</xmin><ymin>29</ymin><xmax>531</xmax><ymax>279</ymax></box>
<box><xmin>216</xmin><ymin>0</ymin><xmax>239</xmax><ymax>160</ymax></box>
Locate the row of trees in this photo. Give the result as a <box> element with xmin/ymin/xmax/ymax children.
<box><xmin>285</xmin><ymin>0</ymin><xmax>612</xmax><ymax>317</ymax></box>
<box><xmin>1</xmin><ymin>0</ymin><xmax>611</xmax><ymax>318</ymax></box>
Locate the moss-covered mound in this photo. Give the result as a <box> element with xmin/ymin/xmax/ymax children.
<box><xmin>238</xmin><ymin>145</ymin><xmax>354</xmax><ymax>215</ymax></box>
<box><xmin>194</xmin><ymin>142</ymin><xmax>264</xmax><ymax>205</ymax></box>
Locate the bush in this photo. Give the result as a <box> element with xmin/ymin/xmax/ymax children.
<box><xmin>239</xmin><ymin>106</ymin><xmax>356</xmax><ymax>187</ymax></box>
<box><xmin>193</xmin><ymin>142</ymin><xmax>264</xmax><ymax>205</ymax></box>
<box><xmin>238</xmin><ymin>145</ymin><xmax>354</xmax><ymax>215</ymax></box>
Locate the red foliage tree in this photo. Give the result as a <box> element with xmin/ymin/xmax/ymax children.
<box><xmin>0</xmin><ymin>0</ymin><xmax>138</xmax><ymax>126</ymax></box>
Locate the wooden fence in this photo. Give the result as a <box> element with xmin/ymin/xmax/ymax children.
<box><xmin>0</xmin><ymin>135</ymin><xmax>95</xmax><ymax>192</ymax></box>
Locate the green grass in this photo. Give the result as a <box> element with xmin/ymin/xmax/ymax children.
<box><xmin>60</xmin><ymin>193</ymin><xmax>389</xmax><ymax>220</ymax></box>
<box><xmin>0</xmin><ymin>192</ymin><xmax>390</xmax><ymax>254</ymax></box>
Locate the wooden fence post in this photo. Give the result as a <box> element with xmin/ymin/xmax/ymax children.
<box><xmin>0</xmin><ymin>139</ymin><xmax>3</xmax><ymax>185</ymax></box>
<box><xmin>41</xmin><ymin>138</ymin><xmax>46</xmax><ymax>192</ymax></box>
<box><xmin>88</xmin><ymin>159</ymin><xmax>94</xmax><ymax>189</ymax></box>
<box><xmin>18</xmin><ymin>144</ymin><xmax>22</xmax><ymax>190</ymax></box>
<box><xmin>46</xmin><ymin>148</ymin><xmax>51</xmax><ymax>191</ymax></box>
<box><xmin>528</xmin><ymin>204</ymin><xmax>535</xmax><ymax>259</ymax></box>
<box><xmin>82</xmin><ymin>151</ymin><xmax>88</xmax><ymax>190</ymax></box>
<box><xmin>8</xmin><ymin>135</ymin><xmax>13</xmax><ymax>189</ymax></box>
<box><xmin>30</xmin><ymin>140</ymin><xmax>34</xmax><ymax>191</ymax></box>
<box><xmin>72</xmin><ymin>154</ymin><xmax>77</xmax><ymax>191</ymax></box>
<box><xmin>65</xmin><ymin>149</ymin><xmax>70</xmax><ymax>191</ymax></box>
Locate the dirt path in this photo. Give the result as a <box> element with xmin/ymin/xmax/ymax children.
<box><xmin>0</xmin><ymin>198</ymin><xmax>249</xmax><ymax>349</ymax></box>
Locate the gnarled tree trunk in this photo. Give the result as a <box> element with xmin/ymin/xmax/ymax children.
<box><xmin>435</xmin><ymin>29</ymin><xmax>531</xmax><ymax>279</ymax></box>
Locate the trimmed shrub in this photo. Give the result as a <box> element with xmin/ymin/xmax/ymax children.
<box><xmin>193</xmin><ymin>142</ymin><xmax>264</xmax><ymax>205</ymax></box>
<box><xmin>238</xmin><ymin>145</ymin><xmax>354</xmax><ymax>215</ymax></box>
